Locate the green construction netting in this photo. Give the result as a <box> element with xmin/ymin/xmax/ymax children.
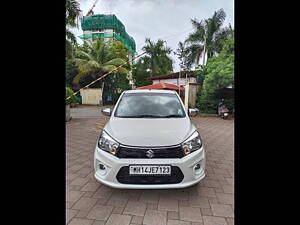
<box><xmin>79</xmin><ymin>32</ymin><xmax>135</xmax><ymax>54</ymax></box>
<box><xmin>80</xmin><ymin>14</ymin><xmax>136</xmax><ymax>53</ymax></box>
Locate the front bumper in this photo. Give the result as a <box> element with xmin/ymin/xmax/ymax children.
<box><xmin>94</xmin><ymin>145</ymin><xmax>205</xmax><ymax>189</ymax></box>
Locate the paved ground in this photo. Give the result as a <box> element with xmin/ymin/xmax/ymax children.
<box><xmin>66</xmin><ymin>107</ymin><xmax>234</xmax><ymax>225</ymax></box>
<box><xmin>70</xmin><ymin>105</ymin><xmax>114</xmax><ymax>118</ymax></box>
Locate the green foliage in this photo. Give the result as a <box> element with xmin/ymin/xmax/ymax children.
<box><xmin>66</xmin><ymin>87</ymin><xmax>77</xmax><ymax>105</ymax></box>
<box><xmin>132</xmin><ymin>38</ymin><xmax>173</xmax><ymax>87</ymax></box>
<box><xmin>174</xmin><ymin>41</ymin><xmax>192</xmax><ymax>71</ymax></box>
<box><xmin>71</xmin><ymin>38</ymin><xmax>132</xmax><ymax>103</ymax></box>
<box><xmin>132</xmin><ymin>58</ymin><xmax>152</xmax><ymax>87</ymax></box>
<box><xmin>104</xmin><ymin>40</ymin><xmax>131</xmax><ymax>100</ymax></box>
<box><xmin>72</xmin><ymin>38</ymin><xmax>128</xmax><ymax>85</ymax></box>
<box><xmin>184</xmin><ymin>8</ymin><xmax>232</xmax><ymax>67</ymax></box>
<box><xmin>66</xmin><ymin>0</ymin><xmax>81</xmax><ymax>45</ymax></box>
<box><xmin>142</xmin><ymin>38</ymin><xmax>173</xmax><ymax>76</ymax></box>
<box><xmin>196</xmin><ymin>37</ymin><xmax>234</xmax><ymax>112</ymax></box>
<box><xmin>66</xmin><ymin>60</ymin><xmax>79</xmax><ymax>87</ymax></box>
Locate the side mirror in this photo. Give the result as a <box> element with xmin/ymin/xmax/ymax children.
<box><xmin>188</xmin><ymin>108</ymin><xmax>199</xmax><ymax>117</ymax></box>
<box><xmin>101</xmin><ymin>108</ymin><xmax>111</xmax><ymax>117</ymax></box>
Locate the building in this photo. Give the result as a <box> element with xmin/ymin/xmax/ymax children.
<box><xmin>79</xmin><ymin>14</ymin><xmax>136</xmax><ymax>57</ymax></box>
<box><xmin>146</xmin><ymin>71</ymin><xmax>200</xmax><ymax>109</ymax></box>
<box><xmin>148</xmin><ymin>71</ymin><xmax>197</xmax><ymax>89</ymax></box>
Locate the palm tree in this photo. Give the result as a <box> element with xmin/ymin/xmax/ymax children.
<box><xmin>174</xmin><ymin>41</ymin><xmax>192</xmax><ymax>71</ymax></box>
<box><xmin>66</xmin><ymin>0</ymin><xmax>81</xmax><ymax>44</ymax></box>
<box><xmin>72</xmin><ymin>38</ymin><xmax>128</xmax><ymax>86</ymax></box>
<box><xmin>185</xmin><ymin>8</ymin><xmax>227</xmax><ymax>66</ymax></box>
<box><xmin>142</xmin><ymin>38</ymin><xmax>173</xmax><ymax>76</ymax></box>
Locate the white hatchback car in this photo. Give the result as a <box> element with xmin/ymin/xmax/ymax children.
<box><xmin>94</xmin><ymin>89</ymin><xmax>205</xmax><ymax>189</ymax></box>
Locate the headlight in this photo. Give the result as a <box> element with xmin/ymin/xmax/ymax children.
<box><xmin>98</xmin><ymin>131</ymin><xmax>119</xmax><ymax>155</ymax></box>
<box><xmin>181</xmin><ymin>131</ymin><xmax>202</xmax><ymax>155</ymax></box>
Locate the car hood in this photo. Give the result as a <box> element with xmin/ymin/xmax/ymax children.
<box><xmin>104</xmin><ymin>117</ymin><xmax>196</xmax><ymax>147</ymax></box>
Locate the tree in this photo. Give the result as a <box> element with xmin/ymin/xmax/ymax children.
<box><xmin>132</xmin><ymin>57</ymin><xmax>152</xmax><ymax>87</ymax></box>
<box><xmin>185</xmin><ymin>8</ymin><xmax>228</xmax><ymax>66</ymax></box>
<box><xmin>196</xmin><ymin>36</ymin><xmax>234</xmax><ymax>112</ymax></box>
<box><xmin>174</xmin><ymin>41</ymin><xmax>192</xmax><ymax>71</ymax></box>
<box><xmin>72</xmin><ymin>38</ymin><xmax>131</xmax><ymax>103</ymax></box>
<box><xmin>72</xmin><ymin>38</ymin><xmax>128</xmax><ymax>87</ymax></box>
<box><xmin>66</xmin><ymin>60</ymin><xmax>79</xmax><ymax>87</ymax></box>
<box><xmin>66</xmin><ymin>0</ymin><xmax>81</xmax><ymax>44</ymax></box>
<box><xmin>106</xmin><ymin>40</ymin><xmax>132</xmax><ymax>101</ymax></box>
<box><xmin>142</xmin><ymin>38</ymin><xmax>173</xmax><ymax>76</ymax></box>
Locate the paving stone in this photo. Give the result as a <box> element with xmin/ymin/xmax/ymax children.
<box><xmin>107</xmin><ymin>193</ymin><xmax>129</xmax><ymax>207</ymax></box>
<box><xmin>221</xmin><ymin>184</ymin><xmax>234</xmax><ymax>194</ymax></box>
<box><xmin>226</xmin><ymin>218</ymin><xmax>234</xmax><ymax>225</ymax></box>
<box><xmin>147</xmin><ymin>203</ymin><xmax>158</xmax><ymax>210</ymax></box>
<box><xmin>67</xmin><ymin>201</ymin><xmax>75</xmax><ymax>209</ymax></box>
<box><xmin>167</xmin><ymin>220</ymin><xmax>191</xmax><ymax>225</ymax></box>
<box><xmin>178</xmin><ymin>200</ymin><xmax>189</xmax><ymax>207</ymax></box>
<box><xmin>70</xmin><ymin>177</ymin><xmax>89</xmax><ymax>186</ymax></box>
<box><xmin>197</xmin><ymin>187</ymin><xmax>216</xmax><ymax>198</ymax></box>
<box><xmin>191</xmin><ymin>222</ymin><xmax>203</xmax><ymax>225</ymax></box>
<box><xmin>112</xmin><ymin>207</ymin><xmax>124</xmax><ymax>214</ymax></box>
<box><xmin>200</xmin><ymin>208</ymin><xmax>213</xmax><ymax>216</ymax></box>
<box><xmin>166</xmin><ymin>190</ymin><xmax>188</xmax><ymax>201</ymax></box>
<box><xmin>179</xmin><ymin>207</ymin><xmax>202</xmax><ymax>223</ymax></box>
<box><xmin>207</xmin><ymin>197</ymin><xmax>219</xmax><ymax>204</ymax></box>
<box><xmin>210</xmin><ymin>204</ymin><xmax>233</xmax><ymax>218</ymax></box>
<box><xmin>92</xmin><ymin>185</ymin><xmax>113</xmax><ymax>200</ymax></box>
<box><xmin>167</xmin><ymin>211</ymin><xmax>179</xmax><ymax>220</ymax></box>
<box><xmin>68</xmin><ymin>218</ymin><xmax>94</xmax><ymax>225</ymax></box>
<box><xmin>202</xmin><ymin>180</ymin><xmax>221</xmax><ymax>188</ymax></box>
<box><xmin>131</xmin><ymin>215</ymin><xmax>144</xmax><ymax>224</ymax></box>
<box><xmin>95</xmin><ymin>197</ymin><xmax>109</xmax><ymax>205</ymax></box>
<box><xmin>67</xmin><ymin>190</ymin><xmax>85</xmax><ymax>202</ymax></box>
<box><xmin>67</xmin><ymin>209</ymin><xmax>78</xmax><ymax>224</ymax></box>
<box><xmin>139</xmin><ymin>190</ymin><xmax>159</xmax><ymax>204</ymax></box>
<box><xmin>123</xmin><ymin>200</ymin><xmax>147</xmax><ymax>216</ymax></box>
<box><xmin>105</xmin><ymin>214</ymin><xmax>132</xmax><ymax>225</ymax></box>
<box><xmin>77</xmin><ymin>167</ymin><xmax>93</xmax><ymax>175</ymax></box>
<box><xmin>81</xmin><ymin>182</ymin><xmax>101</xmax><ymax>192</ymax></box>
<box><xmin>202</xmin><ymin>216</ymin><xmax>227</xmax><ymax>225</ymax></box>
<box><xmin>67</xmin><ymin>173</ymin><xmax>79</xmax><ymax>181</ymax></box>
<box><xmin>143</xmin><ymin>209</ymin><xmax>167</xmax><ymax>225</ymax></box>
<box><xmin>86</xmin><ymin>205</ymin><xmax>114</xmax><ymax>221</ymax></box>
<box><xmin>68</xmin><ymin>185</ymin><xmax>84</xmax><ymax>191</ymax></box>
<box><xmin>83</xmin><ymin>191</ymin><xmax>95</xmax><ymax>198</ymax></box>
<box><xmin>158</xmin><ymin>198</ymin><xmax>179</xmax><ymax>212</ymax></box>
<box><xmin>189</xmin><ymin>196</ymin><xmax>210</xmax><ymax>208</ymax></box>
<box><xmin>215</xmin><ymin>193</ymin><xmax>234</xmax><ymax>205</ymax></box>
<box><xmin>72</xmin><ymin>197</ymin><xmax>98</xmax><ymax>211</ymax></box>
<box><xmin>92</xmin><ymin>220</ymin><xmax>105</xmax><ymax>225</ymax></box>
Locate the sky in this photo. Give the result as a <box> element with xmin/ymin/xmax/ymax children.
<box><xmin>71</xmin><ymin>0</ymin><xmax>234</xmax><ymax>71</ymax></box>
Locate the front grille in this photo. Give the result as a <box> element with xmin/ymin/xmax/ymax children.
<box><xmin>116</xmin><ymin>166</ymin><xmax>184</xmax><ymax>184</ymax></box>
<box><xmin>116</xmin><ymin>146</ymin><xmax>184</xmax><ymax>159</ymax></box>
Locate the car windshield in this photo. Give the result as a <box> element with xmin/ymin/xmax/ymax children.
<box><xmin>114</xmin><ymin>92</ymin><xmax>186</xmax><ymax>118</ymax></box>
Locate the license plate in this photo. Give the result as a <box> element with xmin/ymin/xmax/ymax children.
<box><xmin>129</xmin><ymin>165</ymin><xmax>171</xmax><ymax>175</ymax></box>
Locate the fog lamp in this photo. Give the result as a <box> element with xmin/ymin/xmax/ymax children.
<box><xmin>99</xmin><ymin>164</ymin><xmax>105</xmax><ymax>170</ymax></box>
<box><xmin>194</xmin><ymin>163</ymin><xmax>201</xmax><ymax>170</ymax></box>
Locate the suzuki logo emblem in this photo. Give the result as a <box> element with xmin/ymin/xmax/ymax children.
<box><xmin>146</xmin><ymin>150</ymin><xmax>154</xmax><ymax>158</ymax></box>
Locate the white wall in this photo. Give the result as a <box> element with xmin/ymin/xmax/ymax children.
<box><xmin>152</xmin><ymin>77</ymin><xmax>197</xmax><ymax>86</ymax></box>
<box><xmin>80</xmin><ymin>88</ymin><xmax>102</xmax><ymax>105</ymax></box>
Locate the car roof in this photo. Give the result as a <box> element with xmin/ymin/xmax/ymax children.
<box><xmin>124</xmin><ymin>89</ymin><xmax>177</xmax><ymax>94</ymax></box>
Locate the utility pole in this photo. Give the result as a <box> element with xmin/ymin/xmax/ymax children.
<box><xmin>178</xmin><ymin>70</ymin><xmax>181</xmax><ymax>96</ymax></box>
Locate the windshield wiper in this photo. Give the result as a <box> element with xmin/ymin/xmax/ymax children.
<box><xmin>119</xmin><ymin>115</ymin><xmax>164</xmax><ymax>118</ymax></box>
<box><xmin>162</xmin><ymin>114</ymin><xmax>184</xmax><ymax>118</ymax></box>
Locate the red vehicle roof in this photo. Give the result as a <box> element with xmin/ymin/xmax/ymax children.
<box><xmin>135</xmin><ymin>82</ymin><xmax>185</xmax><ymax>91</ymax></box>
